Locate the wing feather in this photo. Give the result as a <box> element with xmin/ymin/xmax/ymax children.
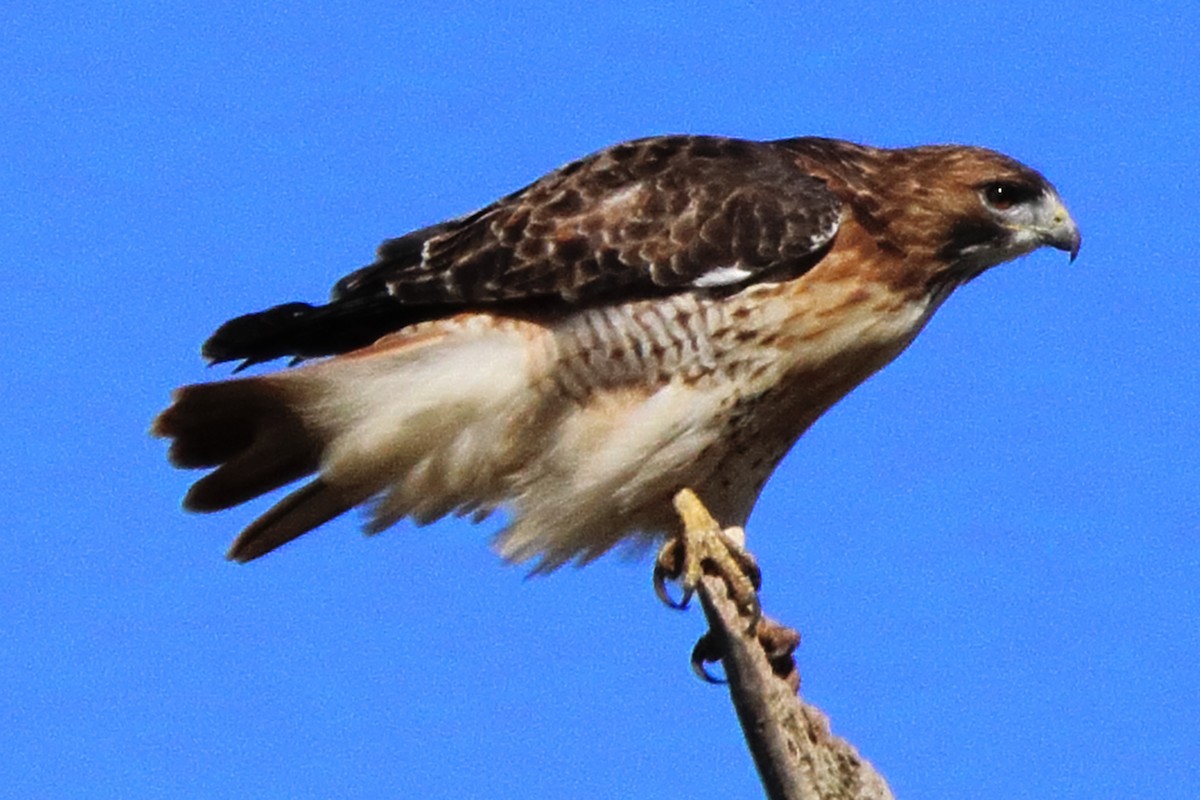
<box><xmin>204</xmin><ymin>135</ymin><xmax>842</xmax><ymax>367</ymax></box>
<box><xmin>339</xmin><ymin>135</ymin><xmax>842</xmax><ymax>304</ymax></box>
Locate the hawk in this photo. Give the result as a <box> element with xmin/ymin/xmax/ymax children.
<box><xmin>153</xmin><ymin>135</ymin><xmax>1080</xmax><ymax>569</ymax></box>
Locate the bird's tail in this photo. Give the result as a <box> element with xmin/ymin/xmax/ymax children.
<box><xmin>151</xmin><ymin>368</ymin><xmax>348</xmax><ymax>561</ymax></box>
<box><xmin>153</xmin><ymin>319</ymin><xmax>547</xmax><ymax>562</ymax></box>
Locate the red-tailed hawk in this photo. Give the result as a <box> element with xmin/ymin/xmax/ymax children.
<box><xmin>153</xmin><ymin>135</ymin><xmax>1079</xmax><ymax>569</ymax></box>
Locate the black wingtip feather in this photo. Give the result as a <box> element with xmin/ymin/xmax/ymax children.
<box><xmin>201</xmin><ymin>302</ymin><xmax>320</xmax><ymax>366</ymax></box>
<box><xmin>201</xmin><ymin>297</ymin><xmax>424</xmax><ymax>368</ymax></box>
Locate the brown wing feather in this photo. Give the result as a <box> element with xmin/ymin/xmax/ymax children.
<box><xmin>335</xmin><ymin>135</ymin><xmax>842</xmax><ymax>304</ymax></box>
<box><xmin>204</xmin><ymin>136</ymin><xmax>843</xmax><ymax>367</ymax></box>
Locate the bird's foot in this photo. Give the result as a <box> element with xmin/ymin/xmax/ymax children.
<box><xmin>690</xmin><ymin>614</ymin><xmax>802</xmax><ymax>685</ymax></box>
<box><xmin>655</xmin><ymin>489</ymin><xmax>801</xmax><ymax>686</ymax></box>
<box><xmin>654</xmin><ymin>488</ymin><xmax>762</xmax><ymax>620</ymax></box>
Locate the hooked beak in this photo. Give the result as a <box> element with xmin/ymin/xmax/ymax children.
<box><xmin>1043</xmin><ymin>200</ymin><xmax>1081</xmax><ymax>262</ymax></box>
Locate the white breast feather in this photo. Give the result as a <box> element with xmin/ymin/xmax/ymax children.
<box><xmin>498</xmin><ymin>382</ymin><xmax>730</xmax><ymax>568</ymax></box>
<box><xmin>292</xmin><ymin>324</ymin><xmax>547</xmax><ymax>531</ymax></box>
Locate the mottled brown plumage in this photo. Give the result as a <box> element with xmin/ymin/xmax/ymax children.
<box><xmin>155</xmin><ymin>135</ymin><xmax>1079</xmax><ymax>567</ymax></box>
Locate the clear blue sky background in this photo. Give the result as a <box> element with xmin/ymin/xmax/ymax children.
<box><xmin>3</xmin><ymin>2</ymin><xmax>1197</xmax><ymax>797</ymax></box>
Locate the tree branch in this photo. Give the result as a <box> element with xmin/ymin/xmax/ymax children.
<box><xmin>670</xmin><ymin>489</ymin><xmax>894</xmax><ymax>800</ymax></box>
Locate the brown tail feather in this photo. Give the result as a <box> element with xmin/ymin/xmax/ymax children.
<box><xmin>226</xmin><ymin>478</ymin><xmax>362</xmax><ymax>562</ymax></box>
<box><xmin>151</xmin><ymin>377</ymin><xmax>322</xmax><ymax>512</ymax></box>
<box><xmin>155</xmin><ymin>318</ymin><xmax>545</xmax><ymax>562</ymax></box>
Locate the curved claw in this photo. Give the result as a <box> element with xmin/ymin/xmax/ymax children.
<box><xmin>654</xmin><ymin>567</ymin><xmax>692</xmax><ymax>609</ymax></box>
<box><xmin>653</xmin><ymin>539</ymin><xmax>692</xmax><ymax>610</ymax></box>
<box><xmin>690</xmin><ymin>632</ymin><xmax>727</xmax><ymax>684</ymax></box>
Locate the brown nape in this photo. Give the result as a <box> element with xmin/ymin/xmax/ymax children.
<box><xmin>150</xmin><ymin>378</ymin><xmax>321</xmax><ymax>512</ymax></box>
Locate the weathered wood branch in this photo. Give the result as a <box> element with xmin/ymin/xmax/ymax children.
<box><xmin>669</xmin><ymin>489</ymin><xmax>895</xmax><ymax>800</ymax></box>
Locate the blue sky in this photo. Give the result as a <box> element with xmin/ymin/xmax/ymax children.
<box><xmin>3</xmin><ymin>2</ymin><xmax>1197</xmax><ymax>797</ymax></box>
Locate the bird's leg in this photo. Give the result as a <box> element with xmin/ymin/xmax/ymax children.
<box><xmin>653</xmin><ymin>488</ymin><xmax>762</xmax><ymax>618</ymax></box>
<box><xmin>655</xmin><ymin>489</ymin><xmax>803</xmax><ymax>685</ymax></box>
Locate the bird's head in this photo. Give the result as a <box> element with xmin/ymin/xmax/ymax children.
<box><xmin>880</xmin><ymin>145</ymin><xmax>1081</xmax><ymax>285</ymax></box>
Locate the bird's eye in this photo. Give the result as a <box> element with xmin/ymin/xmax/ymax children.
<box><xmin>982</xmin><ymin>181</ymin><xmax>1039</xmax><ymax>211</ymax></box>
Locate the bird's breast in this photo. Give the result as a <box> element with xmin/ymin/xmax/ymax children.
<box><xmin>547</xmin><ymin>273</ymin><xmax>937</xmax><ymax>407</ymax></box>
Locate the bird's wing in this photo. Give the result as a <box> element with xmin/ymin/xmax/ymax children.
<box><xmin>203</xmin><ymin>135</ymin><xmax>842</xmax><ymax>368</ymax></box>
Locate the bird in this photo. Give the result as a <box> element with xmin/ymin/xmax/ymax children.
<box><xmin>152</xmin><ymin>134</ymin><xmax>1080</xmax><ymax>571</ymax></box>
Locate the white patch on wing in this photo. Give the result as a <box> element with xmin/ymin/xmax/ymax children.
<box><xmin>595</xmin><ymin>182</ymin><xmax>644</xmax><ymax>215</ymax></box>
<box><xmin>690</xmin><ymin>265</ymin><xmax>754</xmax><ymax>288</ymax></box>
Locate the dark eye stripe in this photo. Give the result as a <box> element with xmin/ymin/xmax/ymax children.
<box><xmin>982</xmin><ymin>181</ymin><xmax>1040</xmax><ymax>210</ymax></box>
